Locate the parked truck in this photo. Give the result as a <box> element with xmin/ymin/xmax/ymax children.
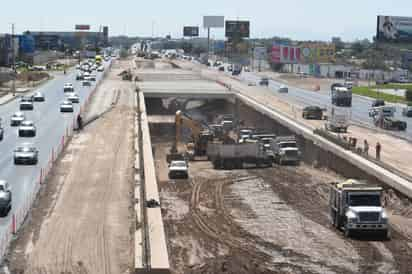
<box><xmin>207</xmin><ymin>142</ymin><xmax>272</xmax><ymax>169</ymax></box>
<box><xmin>272</xmin><ymin>136</ymin><xmax>301</xmax><ymax>165</ymax></box>
<box><xmin>329</xmin><ymin>179</ymin><xmax>389</xmax><ymax>238</ymax></box>
<box><xmin>331</xmin><ymin>84</ymin><xmax>352</xmax><ymax>107</ymax></box>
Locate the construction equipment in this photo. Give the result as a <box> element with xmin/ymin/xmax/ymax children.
<box><xmin>331</xmin><ymin>84</ymin><xmax>352</xmax><ymax>107</ymax></box>
<box><xmin>272</xmin><ymin>136</ymin><xmax>301</xmax><ymax>165</ymax></box>
<box><xmin>207</xmin><ymin>142</ymin><xmax>272</xmax><ymax>169</ymax></box>
<box><xmin>325</xmin><ymin>107</ymin><xmax>349</xmax><ymax>133</ymax></box>
<box><xmin>167</xmin><ymin>111</ymin><xmax>213</xmax><ymax>162</ymax></box>
<box><xmin>329</xmin><ymin>179</ymin><xmax>389</xmax><ymax>238</ymax></box>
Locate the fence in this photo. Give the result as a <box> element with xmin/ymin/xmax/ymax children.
<box><xmin>0</xmin><ymin>59</ymin><xmax>113</xmax><ymax>261</ymax></box>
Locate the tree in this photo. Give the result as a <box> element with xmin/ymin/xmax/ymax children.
<box><xmin>406</xmin><ymin>88</ymin><xmax>412</xmax><ymax>102</ymax></box>
<box><xmin>351</xmin><ymin>42</ymin><xmax>365</xmax><ymax>55</ymax></box>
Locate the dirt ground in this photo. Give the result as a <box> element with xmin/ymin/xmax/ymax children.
<box><xmin>3</xmin><ymin>59</ymin><xmax>135</xmax><ymax>274</ymax></box>
<box><xmin>148</xmin><ymin>98</ymin><xmax>412</xmax><ymax>274</ymax></box>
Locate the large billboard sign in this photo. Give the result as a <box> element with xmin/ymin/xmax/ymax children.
<box><xmin>203</xmin><ymin>16</ymin><xmax>224</xmax><ymax>28</ymax></box>
<box><xmin>271</xmin><ymin>43</ymin><xmax>301</xmax><ymax>64</ymax></box>
<box><xmin>300</xmin><ymin>43</ymin><xmax>335</xmax><ymax>63</ymax></box>
<box><xmin>183</xmin><ymin>26</ymin><xmax>199</xmax><ymax>37</ymax></box>
<box><xmin>225</xmin><ymin>21</ymin><xmax>250</xmax><ymax>38</ymax></box>
<box><xmin>271</xmin><ymin>43</ymin><xmax>334</xmax><ymax>64</ymax></box>
<box><xmin>377</xmin><ymin>16</ymin><xmax>412</xmax><ymax>42</ymax></box>
<box><xmin>75</xmin><ymin>24</ymin><xmax>90</xmax><ymax>31</ymax></box>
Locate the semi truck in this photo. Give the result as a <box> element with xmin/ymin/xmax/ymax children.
<box><xmin>331</xmin><ymin>84</ymin><xmax>352</xmax><ymax>107</ymax></box>
<box><xmin>329</xmin><ymin>179</ymin><xmax>389</xmax><ymax>238</ymax></box>
<box><xmin>207</xmin><ymin>142</ymin><xmax>272</xmax><ymax>169</ymax></box>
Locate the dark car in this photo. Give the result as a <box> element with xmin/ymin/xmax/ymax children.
<box><xmin>402</xmin><ymin>106</ymin><xmax>412</xmax><ymax>117</ymax></box>
<box><xmin>19</xmin><ymin>101</ymin><xmax>34</xmax><ymax>111</ymax></box>
<box><xmin>259</xmin><ymin>77</ymin><xmax>269</xmax><ymax>86</ymax></box>
<box><xmin>14</xmin><ymin>143</ymin><xmax>39</xmax><ymax>165</ymax></box>
<box><xmin>0</xmin><ymin>181</ymin><xmax>12</xmax><ymax>217</ymax></box>
<box><xmin>372</xmin><ymin>99</ymin><xmax>385</xmax><ymax>108</ymax></box>
<box><xmin>302</xmin><ymin>106</ymin><xmax>324</xmax><ymax>120</ymax></box>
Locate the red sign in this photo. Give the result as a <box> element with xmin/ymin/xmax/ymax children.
<box><xmin>75</xmin><ymin>25</ymin><xmax>90</xmax><ymax>31</ymax></box>
<box><xmin>271</xmin><ymin>45</ymin><xmax>281</xmax><ymax>63</ymax></box>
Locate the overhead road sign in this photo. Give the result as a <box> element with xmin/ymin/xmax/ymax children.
<box><xmin>75</xmin><ymin>25</ymin><xmax>90</xmax><ymax>31</ymax></box>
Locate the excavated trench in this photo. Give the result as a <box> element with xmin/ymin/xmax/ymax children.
<box><xmin>146</xmin><ymin>96</ymin><xmax>412</xmax><ymax>274</ymax></box>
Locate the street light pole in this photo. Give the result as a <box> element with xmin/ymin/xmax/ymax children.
<box><xmin>11</xmin><ymin>23</ymin><xmax>16</xmax><ymax>96</ymax></box>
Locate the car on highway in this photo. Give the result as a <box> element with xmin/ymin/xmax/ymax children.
<box><xmin>302</xmin><ymin>106</ymin><xmax>324</xmax><ymax>120</ymax></box>
<box><xmin>76</xmin><ymin>72</ymin><xmax>84</xmax><ymax>81</ymax></box>
<box><xmin>402</xmin><ymin>106</ymin><xmax>412</xmax><ymax>117</ymax></box>
<box><xmin>33</xmin><ymin>91</ymin><xmax>45</xmax><ymax>102</ymax></box>
<box><xmin>19</xmin><ymin>99</ymin><xmax>34</xmax><ymax>111</ymax></box>
<box><xmin>89</xmin><ymin>74</ymin><xmax>97</xmax><ymax>81</ymax></box>
<box><xmin>278</xmin><ymin>85</ymin><xmax>289</xmax><ymax>93</ymax></box>
<box><xmin>10</xmin><ymin>112</ymin><xmax>25</xmax><ymax>126</ymax></box>
<box><xmin>0</xmin><ymin>123</ymin><xmax>3</xmax><ymax>141</ymax></box>
<box><xmin>82</xmin><ymin>79</ymin><xmax>91</xmax><ymax>86</ymax></box>
<box><xmin>60</xmin><ymin>100</ymin><xmax>74</xmax><ymax>113</ymax></box>
<box><xmin>371</xmin><ymin>99</ymin><xmax>385</xmax><ymax>108</ymax></box>
<box><xmin>168</xmin><ymin>160</ymin><xmax>189</xmax><ymax>179</ymax></box>
<box><xmin>14</xmin><ymin>143</ymin><xmax>38</xmax><ymax>165</ymax></box>
<box><xmin>0</xmin><ymin>180</ymin><xmax>12</xmax><ymax>217</ymax></box>
<box><xmin>259</xmin><ymin>77</ymin><xmax>269</xmax><ymax>86</ymax></box>
<box><xmin>63</xmin><ymin>83</ymin><xmax>74</xmax><ymax>92</ymax></box>
<box><xmin>66</xmin><ymin>92</ymin><xmax>80</xmax><ymax>103</ymax></box>
<box><xmin>18</xmin><ymin>120</ymin><xmax>36</xmax><ymax>137</ymax></box>
<box><xmin>248</xmin><ymin>82</ymin><xmax>256</xmax><ymax>86</ymax></box>
<box><xmin>97</xmin><ymin>66</ymin><xmax>104</xmax><ymax>72</ymax></box>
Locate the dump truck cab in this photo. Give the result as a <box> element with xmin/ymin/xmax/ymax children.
<box><xmin>272</xmin><ymin>136</ymin><xmax>300</xmax><ymax>165</ymax></box>
<box><xmin>329</xmin><ymin>179</ymin><xmax>389</xmax><ymax>238</ymax></box>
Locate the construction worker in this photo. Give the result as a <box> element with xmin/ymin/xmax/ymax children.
<box><xmin>376</xmin><ymin>142</ymin><xmax>381</xmax><ymax>160</ymax></box>
<box><xmin>364</xmin><ymin>140</ymin><xmax>369</xmax><ymax>156</ymax></box>
<box><xmin>77</xmin><ymin>114</ymin><xmax>83</xmax><ymax>130</ymax></box>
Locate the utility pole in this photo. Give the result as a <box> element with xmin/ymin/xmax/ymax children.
<box><xmin>207</xmin><ymin>27</ymin><xmax>210</xmax><ymax>62</ymax></box>
<box><xmin>11</xmin><ymin>23</ymin><xmax>16</xmax><ymax>96</ymax></box>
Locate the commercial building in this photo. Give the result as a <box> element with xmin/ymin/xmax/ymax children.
<box><xmin>28</xmin><ymin>27</ymin><xmax>109</xmax><ymax>51</ymax></box>
<box><xmin>0</xmin><ymin>34</ymin><xmax>19</xmax><ymax>67</ymax></box>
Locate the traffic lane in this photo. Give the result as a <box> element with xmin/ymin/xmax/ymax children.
<box><xmin>0</xmin><ymin>65</ymin><xmax>107</xmax><ymax>230</ymax></box>
<box><xmin>239</xmin><ymin>71</ymin><xmax>412</xmax><ymax>137</ymax></box>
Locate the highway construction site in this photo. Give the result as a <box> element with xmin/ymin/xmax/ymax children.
<box><xmin>142</xmin><ymin>59</ymin><xmax>412</xmax><ymax>274</ymax></box>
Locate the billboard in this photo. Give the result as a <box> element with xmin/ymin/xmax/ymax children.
<box><xmin>271</xmin><ymin>43</ymin><xmax>301</xmax><ymax>64</ymax></box>
<box><xmin>300</xmin><ymin>43</ymin><xmax>335</xmax><ymax>63</ymax></box>
<box><xmin>271</xmin><ymin>43</ymin><xmax>334</xmax><ymax>64</ymax></box>
<box><xmin>377</xmin><ymin>16</ymin><xmax>412</xmax><ymax>42</ymax></box>
<box><xmin>203</xmin><ymin>16</ymin><xmax>225</xmax><ymax>28</ymax></box>
<box><xmin>75</xmin><ymin>24</ymin><xmax>90</xmax><ymax>31</ymax></box>
<box><xmin>183</xmin><ymin>26</ymin><xmax>199</xmax><ymax>37</ymax></box>
<box><xmin>225</xmin><ymin>21</ymin><xmax>250</xmax><ymax>38</ymax></box>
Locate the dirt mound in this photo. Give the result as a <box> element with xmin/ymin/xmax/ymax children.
<box><xmin>17</xmin><ymin>71</ymin><xmax>49</xmax><ymax>82</ymax></box>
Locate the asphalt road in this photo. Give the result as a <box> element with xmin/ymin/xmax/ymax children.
<box><xmin>231</xmin><ymin>70</ymin><xmax>412</xmax><ymax>140</ymax></box>
<box><xmin>0</xmin><ymin>61</ymin><xmax>110</xmax><ymax>236</ymax></box>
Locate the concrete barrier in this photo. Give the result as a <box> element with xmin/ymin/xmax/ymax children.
<box><xmin>136</xmin><ymin>91</ymin><xmax>170</xmax><ymax>274</ymax></box>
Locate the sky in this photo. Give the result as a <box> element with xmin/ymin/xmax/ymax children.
<box><xmin>1</xmin><ymin>0</ymin><xmax>412</xmax><ymax>41</ymax></box>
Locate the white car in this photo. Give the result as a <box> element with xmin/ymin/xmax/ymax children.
<box><xmin>60</xmin><ymin>100</ymin><xmax>74</xmax><ymax>113</ymax></box>
<box><xmin>10</xmin><ymin>112</ymin><xmax>25</xmax><ymax>126</ymax></box>
<box><xmin>18</xmin><ymin>120</ymin><xmax>36</xmax><ymax>137</ymax></box>
<box><xmin>168</xmin><ymin>160</ymin><xmax>189</xmax><ymax>179</ymax></box>
<box><xmin>63</xmin><ymin>83</ymin><xmax>74</xmax><ymax>92</ymax></box>
<box><xmin>97</xmin><ymin>66</ymin><xmax>104</xmax><ymax>72</ymax></box>
<box><xmin>278</xmin><ymin>85</ymin><xmax>289</xmax><ymax>93</ymax></box>
<box><xmin>66</xmin><ymin>92</ymin><xmax>80</xmax><ymax>103</ymax></box>
<box><xmin>33</xmin><ymin>92</ymin><xmax>45</xmax><ymax>102</ymax></box>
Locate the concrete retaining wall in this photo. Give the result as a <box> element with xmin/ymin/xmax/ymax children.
<box><xmin>136</xmin><ymin>91</ymin><xmax>170</xmax><ymax>274</ymax></box>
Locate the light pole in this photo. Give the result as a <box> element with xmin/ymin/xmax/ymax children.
<box><xmin>11</xmin><ymin>23</ymin><xmax>16</xmax><ymax>96</ymax></box>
